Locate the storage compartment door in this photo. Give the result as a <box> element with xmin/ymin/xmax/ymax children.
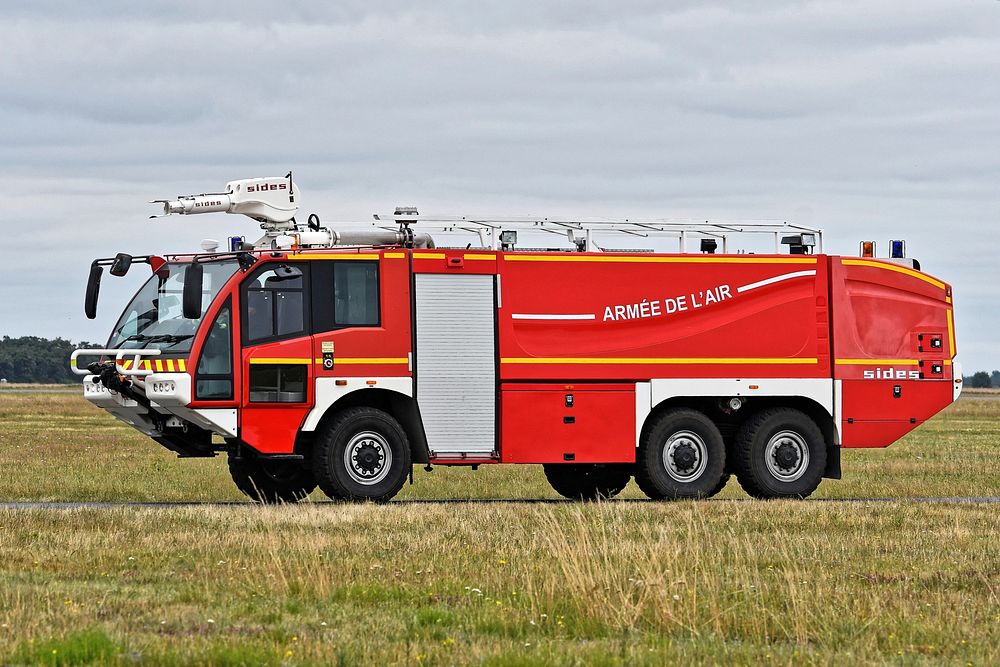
<box><xmin>500</xmin><ymin>384</ymin><xmax>636</xmax><ymax>463</ymax></box>
<box><xmin>415</xmin><ymin>274</ymin><xmax>496</xmax><ymax>456</ymax></box>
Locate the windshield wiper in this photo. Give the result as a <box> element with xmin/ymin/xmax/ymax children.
<box><xmin>117</xmin><ymin>334</ymin><xmax>193</xmax><ymax>348</ymax></box>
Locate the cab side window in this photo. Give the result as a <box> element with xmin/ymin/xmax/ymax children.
<box><xmin>195</xmin><ymin>300</ymin><xmax>233</xmax><ymax>400</ymax></box>
<box><xmin>243</xmin><ymin>265</ymin><xmax>308</xmax><ymax>344</ymax></box>
<box><xmin>312</xmin><ymin>261</ymin><xmax>380</xmax><ymax>332</ymax></box>
<box><xmin>335</xmin><ymin>262</ymin><xmax>379</xmax><ymax>327</ymax></box>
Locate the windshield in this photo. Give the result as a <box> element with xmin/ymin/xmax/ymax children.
<box><xmin>107</xmin><ymin>260</ymin><xmax>239</xmax><ymax>353</ymax></box>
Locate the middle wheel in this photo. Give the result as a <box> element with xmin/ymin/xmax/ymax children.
<box><xmin>634</xmin><ymin>408</ymin><xmax>727</xmax><ymax>500</ymax></box>
<box><xmin>543</xmin><ymin>464</ymin><xmax>632</xmax><ymax>500</ymax></box>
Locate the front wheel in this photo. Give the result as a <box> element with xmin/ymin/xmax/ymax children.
<box><xmin>228</xmin><ymin>451</ymin><xmax>316</xmax><ymax>504</ymax></box>
<box><xmin>734</xmin><ymin>408</ymin><xmax>826</xmax><ymax>499</ymax></box>
<box><xmin>635</xmin><ymin>408</ymin><xmax>727</xmax><ymax>500</ymax></box>
<box><xmin>543</xmin><ymin>464</ymin><xmax>631</xmax><ymax>500</ymax></box>
<box><xmin>313</xmin><ymin>407</ymin><xmax>411</xmax><ymax>502</ymax></box>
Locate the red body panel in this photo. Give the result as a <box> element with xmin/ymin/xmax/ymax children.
<box><xmin>498</xmin><ymin>254</ymin><xmax>831</xmax><ymax>380</ymax></box>
<box><xmin>830</xmin><ymin>258</ymin><xmax>956</xmax><ymax>447</ymax></box>
<box><xmin>500</xmin><ymin>383</ymin><xmax>636</xmax><ymax>463</ymax></box>
<box><xmin>310</xmin><ymin>253</ymin><xmax>413</xmax><ymax>379</ymax></box>
<box><xmin>240</xmin><ymin>336</ymin><xmax>314</xmax><ymax>454</ymax></box>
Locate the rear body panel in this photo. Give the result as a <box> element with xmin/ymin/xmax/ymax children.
<box><xmin>830</xmin><ymin>258</ymin><xmax>955</xmax><ymax>447</ymax></box>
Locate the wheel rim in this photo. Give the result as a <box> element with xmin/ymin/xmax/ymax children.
<box><xmin>662</xmin><ymin>430</ymin><xmax>709</xmax><ymax>482</ymax></box>
<box><xmin>343</xmin><ymin>431</ymin><xmax>392</xmax><ymax>486</ymax></box>
<box><xmin>765</xmin><ymin>430</ymin><xmax>810</xmax><ymax>482</ymax></box>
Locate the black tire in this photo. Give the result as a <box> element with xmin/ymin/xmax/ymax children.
<box><xmin>313</xmin><ymin>407</ymin><xmax>410</xmax><ymax>502</ymax></box>
<box><xmin>635</xmin><ymin>408</ymin><xmax>727</xmax><ymax>500</ymax></box>
<box><xmin>734</xmin><ymin>408</ymin><xmax>826</xmax><ymax>499</ymax></box>
<box><xmin>228</xmin><ymin>452</ymin><xmax>316</xmax><ymax>504</ymax></box>
<box><xmin>706</xmin><ymin>472</ymin><xmax>731</xmax><ymax>498</ymax></box>
<box><xmin>543</xmin><ymin>464</ymin><xmax>632</xmax><ymax>500</ymax></box>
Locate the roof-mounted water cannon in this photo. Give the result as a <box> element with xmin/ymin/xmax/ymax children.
<box><xmin>151</xmin><ymin>174</ymin><xmax>300</xmax><ymax>231</ymax></box>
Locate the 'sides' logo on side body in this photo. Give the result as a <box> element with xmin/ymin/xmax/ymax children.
<box><xmin>863</xmin><ymin>367</ymin><xmax>921</xmax><ymax>380</ymax></box>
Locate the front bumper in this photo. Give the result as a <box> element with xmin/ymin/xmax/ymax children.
<box><xmin>83</xmin><ymin>373</ymin><xmax>237</xmax><ymax>439</ymax></box>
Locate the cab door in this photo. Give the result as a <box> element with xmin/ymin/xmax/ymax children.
<box><xmin>239</xmin><ymin>262</ymin><xmax>314</xmax><ymax>454</ymax></box>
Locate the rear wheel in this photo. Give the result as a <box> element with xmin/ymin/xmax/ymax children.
<box><xmin>313</xmin><ymin>407</ymin><xmax>410</xmax><ymax>502</ymax></box>
<box><xmin>734</xmin><ymin>408</ymin><xmax>826</xmax><ymax>499</ymax></box>
<box><xmin>228</xmin><ymin>452</ymin><xmax>316</xmax><ymax>504</ymax></box>
<box><xmin>543</xmin><ymin>464</ymin><xmax>631</xmax><ymax>500</ymax></box>
<box><xmin>635</xmin><ymin>408</ymin><xmax>726</xmax><ymax>499</ymax></box>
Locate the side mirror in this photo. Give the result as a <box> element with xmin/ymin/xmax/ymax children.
<box><xmin>182</xmin><ymin>262</ymin><xmax>204</xmax><ymax>319</ymax></box>
<box><xmin>109</xmin><ymin>253</ymin><xmax>133</xmax><ymax>277</ymax></box>
<box><xmin>85</xmin><ymin>263</ymin><xmax>103</xmax><ymax>319</ymax></box>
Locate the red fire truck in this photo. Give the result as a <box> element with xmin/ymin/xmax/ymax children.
<box><xmin>73</xmin><ymin>176</ymin><xmax>961</xmax><ymax>502</ymax></box>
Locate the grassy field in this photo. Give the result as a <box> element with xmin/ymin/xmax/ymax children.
<box><xmin>0</xmin><ymin>393</ymin><xmax>998</xmax><ymax>665</ymax></box>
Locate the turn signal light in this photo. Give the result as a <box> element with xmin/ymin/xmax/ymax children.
<box><xmin>860</xmin><ymin>241</ymin><xmax>876</xmax><ymax>258</ymax></box>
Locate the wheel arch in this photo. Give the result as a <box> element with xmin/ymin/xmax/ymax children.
<box><xmin>295</xmin><ymin>387</ymin><xmax>429</xmax><ymax>464</ymax></box>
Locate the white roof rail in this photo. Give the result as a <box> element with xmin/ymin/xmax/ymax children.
<box><xmin>369</xmin><ymin>214</ymin><xmax>823</xmax><ymax>253</ymax></box>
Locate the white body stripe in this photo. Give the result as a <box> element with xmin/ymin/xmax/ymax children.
<box><xmin>511</xmin><ymin>313</ymin><xmax>596</xmax><ymax>320</ymax></box>
<box><xmin>736</xmin><ymin>270</ymin><xmax>817</xmax><ymax>293</ymax></box>
<box><xmin>634</xmin><ymin>382</ymin><xmax>651</xmax><ymax>448</ymax></box>
<box><xmin>648</xmin><ymin>377</ymin><xmax>840</xmax><ymax>444</ymax></box>
<box><xmin>302</xmin><ymin>377</ymin><xmax>413</xmax><ymax>432</ymax></box>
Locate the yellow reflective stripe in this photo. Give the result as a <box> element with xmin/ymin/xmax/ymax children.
<box><xmin>501</xmin><ymin>357</ymin><xmax>818</xmax><ymax>365</ymax></box>
<box><xmin>70</xmin><ymin>358</ymin><xmax>77</xmax><ymax>368</ymax></box>
<box><xmin>503</xmin><ymin>255</ymin><xmax>817</xmax><ymax>264</ymax></box>
<box><xmin>841</xmin><ymin>259</ymin><xmax>946</xmax><ymax>290</ymax></box>
<box><xmin>179</xmin><ymin>359</ymin><xmax>187</xmax><ymax>372</ymax></box>
<box><xmin>413</xmin><ymin>252</ymin><xmax>446</xmax><ymax>259</ymax></box>
<box><xmin>249</xmin><ymin>358</ymin><xmax>313</xmax><ymax>364</ymax></box>
<box><xmin>318</xmin><ymin>357</ymin><xmax>409</xmax><ymax>365</ymax></box>
<box><xmin>121</xmin><ymin>359</ymin><xmax>132</xmax><ymax>370</ymax></box>
<box><xmin>249</xmin><ymin>357</ymin><xmax>409</xmax><ymax>365</ymax></box>
<box><xmin>168</xmin><ymin>359</ymin><xmax>177</xmax><ymax>372</ymax></box>
<box><xmin>835</xmin><ymin>359</ymin><xmax>919</xmax><ymax>365</ymax></box>
<box><xmin>287</xmin><ymin>254</ymin><xmax>380</xmax><ymax>260</ymax></box>
<box><xmin>384</xmin><ymin>252</ymin><xmax>406</xmax><ymax>258</ymax></box>
<box><xmin>947</xmin><ymin>308</ymin><xmax>956</xmax><ymax>356</ymax></box>
<box><xmin>464</xmin><ymin>254</ymin><xmax>496</xmax><ymax>261</ymax></box>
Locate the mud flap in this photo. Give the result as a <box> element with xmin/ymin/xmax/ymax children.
<box><xmin>823</xmin><ymin>445</ymin><xmax>842</xmax><ymax>479</ymax></box>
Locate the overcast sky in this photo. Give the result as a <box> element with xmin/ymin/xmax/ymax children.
<box><xmin>2</xmin><ymin>1</ymin><xmax>998</xmax><ymax>370</ymax></box>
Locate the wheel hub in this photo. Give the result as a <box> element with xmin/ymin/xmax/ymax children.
<box><xmin>772</xmin><ymin>441</ymin><xmax>800</xmax><ymax>470</ymax></box>
<box><xmin>672</xmin><ymin>442</ymin><xmax>697</xmax><ymax>472</ymax></box>
<box><xmin>354</xmin><ymin>444</ymin><xmax>383</xmax><ymax>474</ymax></box>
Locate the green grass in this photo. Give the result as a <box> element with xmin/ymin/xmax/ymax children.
<box><xmin>0</xmin><ymin>393</ymin><xmax>998</xmax><ymax>664</ymax></box>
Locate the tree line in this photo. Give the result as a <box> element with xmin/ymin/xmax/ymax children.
<box><xmin>964</xmin><ymin>370</ymin><xmax>1000</xmax><ymax>389</ymax></box>
<box><xmin>0</xmin><ymin>336</ymin><xmax>100</xmax><ymax>384</ymax></box>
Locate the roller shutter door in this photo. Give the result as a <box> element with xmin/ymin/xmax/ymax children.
<box><xmin>414</xmin><ymin>273</ymin><xmax>497</xmax><ymax>456</ymax></box>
